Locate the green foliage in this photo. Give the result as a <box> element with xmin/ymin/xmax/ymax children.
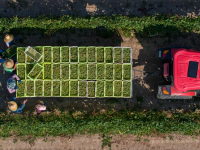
<box><xmin>44</xmin><ymin>47</ymin><xmax>52</xmax><ymax>62</ymax></box>
<box><xmin>96</xmin><ymin>81</ymin><xmax>104</xmax><ymax>97</ymax></box>
<box><xmin>114</xmin><ymin>64</ymin><xmax>122</xmax><ymax>80</ymax></box>
<box><xmin>17</xmin><ymin>47</ymin><xmax>25</xmax><ymax>63</ymax></box>
<box><xmin>53</xmin><ymin>64</ymin><xmax>60</xmax><ymax>79</ymax></box>
<box><xmin>106</xmin><ymin>64</ymin><xmax>113</xmax><ymax>80</ymax></box>
<box><xmin>44</xmin><ymin>64</ymin><xmax>51</xmax><ymax>79</ymax></box>
<box><xmin>97</xmin><ymin>47</ymin><xmax>104</xmax><ymax>62</ymax></box>
<box><xmin>97</xmin><ymin>64</ymin><xmax>105</xmax><ymax>79</ymax></box>
<box><xmin>61</xmin><ymin>46</ymin><xmax>69</xmax><ymax>62</ymax></box>
<box><xmin>79</xmin><ymin>64</ymin><xmax>87</xmax><ymax>79</ymax></box>
<box><xmin>88</xmin><ymin>82</ymin><xmax>95</xmax><ymax>97</ymax></box>
<box><xmin>123</xmin><ymin>48</ymin><xmax>131</xmax><ymax>63</ymax></box>
<box><xmin>26</xmin><ymin>64</ymin><xmax>34</xmax><ymax>79</ymax></box>
<box><xmin>17</xmin><ymin>80</ymin><xmax>25</xmax><ymax>97</ymax></box>
<box><xmin>53</xmin><ymin>81</ymin><xmax>60</xmax><ymax>96</ymax></box>
<box><xmin>123</xmin><ymin>81</ymin><xmax>131</xmax><ymax>97</ymax></box>
<box><xmin>114</xmin><ymin>48</ymin><xmax>122</xmax><ymax>63</ymax></box>
<box><xmin>61</xmin><ymin>81</ymin><xmax>69</xmax><ymax>96</ymax></box>
<box><xmin>34</xmin><ymin>46</ymin><xmax>43</xmax><ymax>63</ymax></box>
<box><xmin>114</xmin><ymin>81</ymin><xmax>122</xmax><ymax>97</ymax></box>
<box><xmin>35</xmin><ymin>80</ymin><xmax>43</xmax><ymax>96</ymax></box>
<box><xmin>44</xmin><ymin>81</ymin><xmax>51</xmax><ymax>96</ymax></box>
<box><xmin>26</xmin><ymin>80</ymin><xmax>34</xmax><ymax>96</ymax></box>
<box><xmin>105</xmin><ymin>81</ymin><xmax>113</xmax><ymax>96</ymax></box>
<box><xmin>70</xmin><ymin>47</ymin><xmax>78</xmax><ymax>62</ymax></box>
<box><xmin>70</xmin><ymin>81</ymin><xmax>78</xmax><ymax>96</ymax></box>
<box><xmin>70</xmin><ymin>64</ymin><xmax>78</xmax><ymax>79</ymax></box>
<box><xmin>17</xmin><ymin>64</ymin><xmax>25</xmax><ymax>80</ymax></box>
<box><xmin>61</xmin><ymin>64</ymin><xmax>69</xmax><ymax>80</ymax></box>
<box><xmin>53</xmin><ymin>47</ymin><xmax>60</xmax><ymax>63</ymax></box>
<box><xmin>105</xmin><ymin>48</ymin><xmax>113</xmax><ymax>63</ymax></box>
<box><xmin>88</xmin><ymin>64</ymin><xmax>96</xmax><ymax>79</ymax></box>
<box><xmin>123</xmin><ymin>64</ymin><xmax>131</xmax><ymax>80</ymax></box>
<box><xmin>79</xmin><ymin>47</ymin><xmax>87</xmax><ymax>62</ymax></box>
<box><xmin>79</xmin><ymin>81</ymin><xmax>87</xmax><ymax>97</ymax></box>
<box><xmin>88</xmin><ymin>47</ymin><xmax>96</xmax><ymax>62</ymax></box>
<box><xmin>1</xmin><ymin>110</ymin><xmax>200</xmax><ymax>138</ymax></box>
<box><xmin>28</xmin><ymin>64</ymin><xmax>43</xmax><ymax>80</ymax></box>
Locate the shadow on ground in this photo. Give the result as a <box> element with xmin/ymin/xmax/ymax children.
<box><xmin>0</xmin><ymin>0</ymin><xmax>200</xmax><ymax>17</ymax></box>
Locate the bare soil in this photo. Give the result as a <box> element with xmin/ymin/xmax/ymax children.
<box><xmin>1</xmin><ymin>0</ymin><xmax>200</xmax><ymax>17</ymax></box>
<box><xmin>0</xmin><ymin>134</ymin><xmax>200</xmax><ymax>149</ymax></box>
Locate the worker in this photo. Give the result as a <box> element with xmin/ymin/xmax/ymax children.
<box><xmin>0</xmin><ymin>50</ymin><xmax>4</xmax><ymax>63</ymax></box>
<box><xmin>35</xmin><ymin>100</ymin><xmax>47</xmax><ymax>117</ymax></box>
<box><xmin>3</xmin><ymin>59</ymin><xmax>17</xmax><ymax>73</ymax></box>
<box><xmin>7</xmin><ymin>74</ymin><xmax>22</xmax><ymax>93</ymax></box>
<box><xmin>4</xmin><ymin>34</ymin><xmax>17</xmax><ymax>48</ymax></box>
<box><xmin>8</xmin><ymin>98</ymin><xmax>28</xmax><ymax>114</ymax></box>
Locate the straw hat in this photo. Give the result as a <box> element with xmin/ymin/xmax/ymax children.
<box><xmin>4</xmin><ymin>59</ymin><xmax>14</xmax><ymax>68</ymax></box>
<box><xmin>4</xmin><ymin>34</ymin><xmax>14</xmax><ymax>43</ymax></box>
<box><xmin>8</xmin><ymin>101</ymin><xmax>18</xmax><ymax>111</ymax></box>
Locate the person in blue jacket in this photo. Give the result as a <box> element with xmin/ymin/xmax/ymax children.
<box><xmin>8</xmin><ymin>97</ymin><xmax>28</xmax><ymax>113</ymax></box>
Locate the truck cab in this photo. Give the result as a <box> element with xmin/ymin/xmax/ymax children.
<box><xmin>157</xmin><ymin>47</ymin><xmax>199</xmax><ymax>99</ymax></box>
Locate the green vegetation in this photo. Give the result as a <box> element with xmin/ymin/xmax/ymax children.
<box><xmin>105</xmin><ymin>48</ymin><xmax>113</xmax><ymax>63</ymax></box>
<box><xmin>26</xmin><ymin>54</ymin><xmax>34</xmax><ymax>63</ymax></box>
<box><xmin>53</xmin><ymin>64</ymin><xmax>60</xmax><ymax>79</ymax></box>
<box><xmin>44</xmin><ymin>47</ymin><xmax>52</xmax><ymax>62</ymax></box>
<box><xmin>61</xmin><ymin>81</ymin><xmax>69</xmax><ymax>96</ymax></box>
<box><xmin>53</xmin><ymin>47</ymin><xmax>60</xmax><ymax>63</ymax></box>
<box><xmin>17</xmin><ymin>47</ymin><xmax>25</xmax><ymax>63</ymax></box>
<box><xmin>96</xmin><ymin>81</ymin><xmax>104</xmax><ymax>97</ymax></box>
<box><xmin>35</xmin><ymin>80</ymin><xmax>43</xmax><ymax>96</ymax></box>
<box><xmin>53</xmin><ymin>81</ymin><xmax>60</xmax><ymax>96</ymax></box>
<box><xmin>123</xmin><ymin>64</ymin><xmax>131</xmax><ymax>80</ymax></box>
<box><xmin>17</xmin><ymin>81</ymin><xmax>25</xmax><ymax>97</ymax></box>
<box><xmin>79</xmin><ymin>47</ymin><xmax>87</xmax><ymax>62</ymax></box>
<box><xmin>114</xmin><ymin>81</ymin><xmax>122</xmax><ymax>97</ymax></box>
<box><xmin>123</xmin><ymin>81</ymin><xmax>131</xmax><ymax>97</ymax></box>
<box><xmin>1</xmin><ymin>110</ymin><xmax>200</xmax><ymax>137</ymax></box>
<box><xmin>114</xmin><ymin>48</ymin><xmax>122</xmax><ymax>63</ymax></box>
<box><xmin>61</xmin><ymin>64</ymin><xmax>69</xmax><ymax>80</ymax></box>
<box><xmin>26</xmin><ymin>64</ymin><xmax>34</xmax><ymax>79</ymax></box>
<box><xmin>28</xmin><ymin>64</ymin><xmax>43</xmax><ymax>79</ymax></box>
<box><xmin>44</xmin><ymin>64</ymin><xmax>51</xmax><ymax>79</ymax></box>
<box><xmin>26</xmin><ymin>48</ymin><xmax>41</xmax><ymax>62</ymax></box>
<box><xmin>97</xmin><ymin>64</ymin><xmax>104</xmax><ymax>80</ymax></box>
<box><xmin>70</xmin><ymin>64</ymin><xmax>78</xmax><ymax>79</ymax></box>
<box><xmin>34</xmin><ymin>46</ymin><xmax>43</xmax><ymax>62</ymax></box>
<box><xmin>96</xmin><ymin>47</ymin><xmax>104</xmax><ymax>62</ymax></box>
<box><xmin>88</xmin><ymin>64</ymin><xmax>96</xmax><ymax>79</ymax></box>
<box><xmin>3</xmin><ymin>48</ymin><xmax>16</xmax><ymax>59</ymax></box>
<box><xmin>114</xmin><ymin>64</ymin><xmax>122</xmax><ymax>80</ymax></box>
<box><xmin>44</xmin><ymin>81</ymin><xmax>51</xmax><ymax>96</ymax></box>
<box><xmin>61</xmin><ymin>46</ymin><xmax>69</xmax><ymax>62</ymax></box>
<box><xmin>26</xmin><ymin>80</ymin><xmax>34</xmax><ymax>96</ymax></box>
<box><xmin>79</xmin><ymin>64</ymin><xmax>87</xmax><ymax>79</ymax></box>
<box><xmin>88</xmin><ymin>47</ymin><xmax>96</xmax><ymax>62</ymax></box>
<box><xmin>88</xmin><ymin>82</ymin><xmax>95</xmax><ymax>97</ymax></box>
<box><xmin>70</xmin><ymin>47</ymin><xmax>78</xmax><ymax>62</ymax></box>
<box><xmin>70</xmin><ymin>81</ymin><xmax>78</xmax><ymax>96</ymax></box>
<box><xmin>79</xmin><ymin>81</ymin><xmax>87</xmax><ymax>97</ymax></box>
<box><xmin>123</xmin><ymin>48</ymin><xmax>131</xmax><ymax>63</ymax></box>
<box><xmin>17</xmin><ymin>64</ymin><xmax>25</xmax><ymax>80</ymax></box>
<box><xmin>106</xmin><ymin>64</ymin><xmax>113</xmax><ymax>80</ymax></box>
<box><xmin>105</xmin><ymin>81</ymin><xmax>113</xmax><ymax>97</ymax></box>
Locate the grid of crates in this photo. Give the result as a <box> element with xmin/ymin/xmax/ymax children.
<box><xmin>16</xmin><ymin>46</ymin><xmax>132</xmax><ymax>98</ymax></box>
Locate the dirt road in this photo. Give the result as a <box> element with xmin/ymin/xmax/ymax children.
<box><xmin>0</xmin><ymin>134</ymin><xmax>199</xmax><ymax>149</ymax></box>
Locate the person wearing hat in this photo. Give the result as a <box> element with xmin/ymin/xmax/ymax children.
<box><xmin>7</xmin><ymin>74</ymin><xmax>22</xmax><ymax>93</ymax></box>
<box><xmin>4</xmin><ymin>34</ymin><xmax>17</xmax><ymax>48</ymax></box>
<box><xmin>8</xmin><ymin>98</ymin><xmax>28</xmax><ymax>113</ymax></box>
<box><xmin>3</xmin><ymin>59</ymin><xmax>17</xmax><ymax>73</ymax></box>
<box><xmin>35</xmin><ymin>100</ymin><xmax>48</xmax><ymax>117</ymax></box>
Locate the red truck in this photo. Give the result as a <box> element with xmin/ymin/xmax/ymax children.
<box><xmin>157</xmin><ymin>47</ymin><xmax>199</xmax><ymax>99</ymax></box>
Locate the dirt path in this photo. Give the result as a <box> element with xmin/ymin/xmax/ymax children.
<box><xmin>0</xmin><ymin>134</ymin><xmax>199</xmax><ymax>149</ymax></box>
<box><xmin>1</xmin><ymin>0</ymin><xmax>200</xmax><ymax>18</ymax></box>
